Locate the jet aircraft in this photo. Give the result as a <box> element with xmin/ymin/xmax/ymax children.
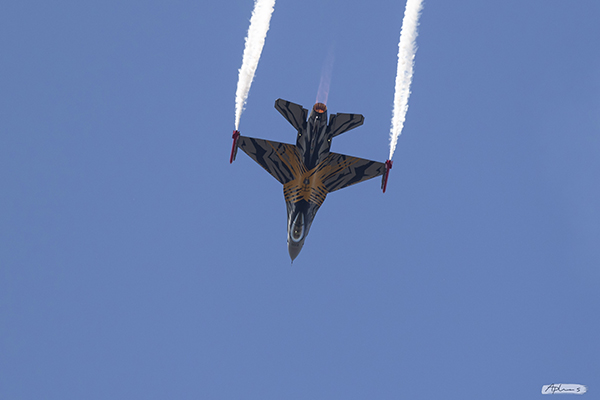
<box><xmin>230</xmin><ymin>99</ymin><xmax>392</xmax><ymax>261</ymax></box>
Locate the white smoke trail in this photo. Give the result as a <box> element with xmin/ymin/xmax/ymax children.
<box><xmin>234</xmin><ymin>0</ymin><xmax>276</xmax><ymax>131</ymax></box>
<box><xmin>389</xmin><ymin>0</ymin><xmax>423</xmax><ymax>160</ymax></box>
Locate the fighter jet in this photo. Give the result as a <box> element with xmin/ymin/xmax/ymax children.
<box><xmin>230</xmin><ymin>99</ymin><xmax>392</xmax><ymax>261</ymax></box>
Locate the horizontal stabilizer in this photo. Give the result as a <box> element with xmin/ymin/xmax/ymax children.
<box><xmin>328</xmin><ymin>113</ymin><xmax>364</xmax><ymax>137</ymax></box>
<box><xmin>275</xmin><ymin>99</ymin><xmax>308</xmax><ymax>132</ymax></box>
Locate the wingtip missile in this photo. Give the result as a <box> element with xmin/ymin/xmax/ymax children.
<box><xmin>230</xmin><ymin>130</ymin><xmax>241</xmax><ymax>163</ymax></box>
<box><xmin>381</xmin><ymin>159</ymin><xmax>393</xmax><ymax>193</ymax></box>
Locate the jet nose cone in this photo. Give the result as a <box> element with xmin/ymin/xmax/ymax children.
<box><xmin>288</xmin><ymin>242</ymin><xmax>303</xmax><ymax>261</ymax></box>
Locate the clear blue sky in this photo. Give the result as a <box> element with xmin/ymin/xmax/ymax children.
<box><xmin>1</xmin><ymin>1</ymin><xmax>599</xmax><ymax>398</ymax></box>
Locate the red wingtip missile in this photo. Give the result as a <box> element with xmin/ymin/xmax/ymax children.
<box><xmin>230</xmin><ymin>130</ymin><xmax>240</xmax><ymax>164</ymax></box>
<box><xmin>381</xmin><ymin>159</ymin><xmax>393</xmax><ymax>193</ymax></box>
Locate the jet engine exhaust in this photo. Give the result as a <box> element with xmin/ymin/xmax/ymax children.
<box><xmin>389</xmin><ymin>0</ymin><xmax>423</xmax><ymax>160</ymax></box>
<box><xmin>313</xmin><ymin>103</ymin><xmax>327</xmax><ymax>114</ymax></box>
<box><xmin>234</xmin><ymin>0</ymin><xmax>276</xmax><ymax>131</ymax></box>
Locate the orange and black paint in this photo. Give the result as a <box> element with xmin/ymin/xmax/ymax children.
<box><xmin>231</xmin><ymin>99</ymin><xmax>391</xmax><ymax>261</ymax></box>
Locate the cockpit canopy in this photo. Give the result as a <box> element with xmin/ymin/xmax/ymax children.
<box><xmin>290</xmin><ymin>213</ymin><xmax>305</xmax><ymax>242</ymax></box>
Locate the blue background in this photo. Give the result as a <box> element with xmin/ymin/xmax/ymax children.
<box><xmin>1</xmin><ymin>0</ymin><xmax>599</xmax><ymax>398</ymax></box>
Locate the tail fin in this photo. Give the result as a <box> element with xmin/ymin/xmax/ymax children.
<box><xmin>328</xmin><ymin>113</ymin><xmax>364</xmax><ymax>137</ymax></box>
<box><xmin>275</xmin><ymin>99</ymin><xmax>308</xmax><ymax>132</ymax></box>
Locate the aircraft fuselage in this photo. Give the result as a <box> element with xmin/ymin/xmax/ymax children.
<box><xmin>286</xmin><ymin>102</ymin><xmax>330</xmax><ymax>260</ymax></box>
<box><xmin>231</xmin><ymin>98</ymin><xmax>389</xmax><ymax>261</ymax></box>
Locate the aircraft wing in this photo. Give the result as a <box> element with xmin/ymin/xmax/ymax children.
<box><xmin>321</xmin><ymin>152</ymin><xmax>386</xmax><ymax>193</ymax></box>
<box><xmin>237</xmin><ymin>136</ymin><xmax>303</xmax><ymax>185</ymax></box>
